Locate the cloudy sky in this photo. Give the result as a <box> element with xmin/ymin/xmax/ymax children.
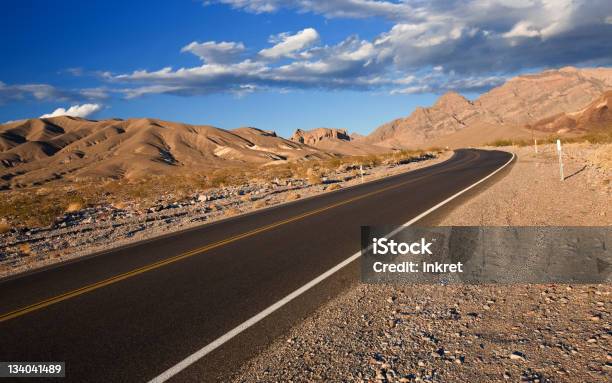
<box><xmin>2</xmin><ymin>0</ymin><xmax>611</xmax><ymax>136</ymax></box>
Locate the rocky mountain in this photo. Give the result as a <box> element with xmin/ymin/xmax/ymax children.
<box><xmin>290</xmin><ymin>127</ymin><xmax>388</xmax><ymax>155</ymax></box>
<box><xmin>368</xmin><ymin>66</ymin><xmax>612</xmax><ymax>148</ymax></box>
<box><xmin>0</xmin><ymin>117</ymin><xmax>333</xmax><ymax>188</ymax></box>
<box><xmin>290</xmin><ymin>128</ymin><xmax>351</xmax><ymax>145</ymax></box>
<box><xmin>528</xmin><ymin>90</ymin><xmax>612</xmax><ymax>134</ymax></box>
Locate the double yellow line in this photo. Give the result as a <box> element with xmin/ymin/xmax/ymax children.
<box><xmin>0</xmin><ymin>153</ymin><xmax>474</xmax><ymax>324</ymax></box>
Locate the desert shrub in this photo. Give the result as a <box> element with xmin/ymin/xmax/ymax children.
<box><xmin>588</xmin><ymin>144</ymin><xmax>612</xmax><ymax>170</ymax></box>
<box><xmin>489</xmin><ymin>139</ymin><xmax>516</xmax><ymax>147</ymax></box>
<box><xmin>65</xmin><ymin>202</ymin><xmax>83</xmax><ymax>212</ymax></box>
<box><xmin>306</xmin><ymin>168</ymin><xmax>322</xmax><ymax>185</ymax></box>
<box><xmin>286</xmin><ymin>193</ymin><xmax>301</xmax><ymax>201</ymax></box>
<box><xmin>18</xmin><ymin>243</ymin><xmax>32</xmax><ymax>255</ymax></box>
<box><xmin>253</xmin><ymin>199</ymin><xmax>268</xmax><ymax>209</ymax></box>
<box><xmin>575</xmin><ymin>128</ymin><xmax>612</xmax><ymax>144</ymax></box>
<box><xmin>361</xmin><ymin>154</ymin><xmax>382</xmax><ymax>167</ymax></box>
<box><xmin>224</xmin><ymin>207</ymin><xmax>240</xmax><ymax>217</ymax></box>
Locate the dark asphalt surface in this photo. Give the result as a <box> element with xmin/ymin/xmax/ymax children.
<box><xmin>0</xmin><ymin>149</ymin><xmax>512</xmax><ymax>382</ymax></box>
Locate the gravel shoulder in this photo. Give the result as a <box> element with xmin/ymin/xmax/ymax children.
<box><xmin>232</xmin><ymin>143</ymin><xmax>611</xmax><ymax>383</ymax></box>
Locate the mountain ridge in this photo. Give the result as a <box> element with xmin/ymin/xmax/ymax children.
<box><xmin>0</xmin><ymin>117</ymin><xmax>334</xmax><ymax>188</ymax></box>
<box><xmin>367</xmin><ymin>66</ymin><xmax>612</xmax><ymax>148</ymax></box>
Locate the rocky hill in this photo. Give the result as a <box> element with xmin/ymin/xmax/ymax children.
<box><xmin>528</xmin><ymin>90</ymin><xmax>612</xmax><ymax>134</ymax></box>
<box><xmin>0</xmin><ymin>117</ymin><xmax>333</xmax><ymax>188</ymax></box>
<box><xmin>367</xmin><ymin>67</ymin><xmax>612</xmax><ymax>148</ymax></box>
<box><xmin>290</xmin><ymin>128</ymin><xmax>388</xmax><ymax>155</ymax></box>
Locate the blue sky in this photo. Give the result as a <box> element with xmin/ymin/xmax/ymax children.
<box><xmin>1</xmin><ymin>0</ymin><xmax>611</xmax><ymax>137</ymax></box>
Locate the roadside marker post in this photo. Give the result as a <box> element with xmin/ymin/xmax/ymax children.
<box><xmin>534</xmin><ymin>138</ymin><xmax>538</xmax><ymax>154</ymax></box>
<box><xmin>557</xmin><ymin>139</ymin><xmax>564</xmax><ymax>181</ymax></box>
<box><xmin>360</xmin><ymin>165</ymin><xmax>364</xmax><ymax>183</ymax></box>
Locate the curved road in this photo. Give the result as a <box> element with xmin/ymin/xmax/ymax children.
<box><xmin>0</xmin><ymin>149</ymin><xmax>513</xmax><ymax>382</ymax></box>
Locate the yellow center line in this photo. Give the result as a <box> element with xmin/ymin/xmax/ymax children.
<box><xmin>0</xmin><ymin>153</ymin><xmax>476</xmax><ymax>323</ymax></box>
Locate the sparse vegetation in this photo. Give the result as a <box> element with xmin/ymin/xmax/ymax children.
<box><xmin>0</xmin><ymin>149</ymin><xmax>444</xmax><ymax>228</ymax></box>
<box><xmin>224</xmin><ymin>207</ymin><xmax>241</xmax><ymax>217</ymax></box>
<box><xmin>18</xmin><ymin>243</ymin><xmax>31</xmax><ymax>255</ymax></box>
<box><xmin>487</xmin><ymin>127</ymin><xmax>612</xmax><ymax>147</ymax></box>
<box><xmin>253</xmin><ymin>199</ymin><xmax>268</xmax><ymax>209</ymax></box>
<box><xmin>306</xmin><ymin>168</ymin><xmax>322</xmax><ymax>185</ymax></box>
<box><xmin>588</xmin><ymin>143</ymin><xmax>612</xmax><ymax>170</ymax></box>
<box><xmin>66</xmin><ymin>202</ymin><xmax>83</xmax><ymax>213</ymax></box>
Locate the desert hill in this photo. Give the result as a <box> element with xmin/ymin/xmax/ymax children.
<box><xmin>528</xmin><ymin>90</ymin><xmax>612</xmax><ymax>134</ymax></box>
<box><xmin>290</xmin><ymin>127</ymin><xmax>388</xmax><ymax>156</ymax></box>
<box><xmin>368</xmin><ymin>66</ymin><xmax>612</xmax><ymax>148</ymax></box>
<box><xmin>0</xmin><ymin>117</ymin><xmax>333</xmax><ymax>188</ymax></box>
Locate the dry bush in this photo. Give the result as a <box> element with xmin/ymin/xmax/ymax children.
<box><xmin>66</xmin><ymin>202</ymin><xmax>83</xmax><ymax>212</ymax></box>
<box><xmin>588</xmin><ymin>144</ymin><xmax>612</xmax><ymax>170</ymax></box>
<box><xmin>286</xmin><ymin>193</ymin><xmax>301</xmax><ymax>201</ymax></box>
<box><xmin>361</xmin><ymin>154</ymin><xmax>382</xmax><ymax>167</ymax></box>
<box><xmin>253</xmin><ymin>199</ymin><xmax>268</xmax><ymax>209</ymax></box>
<box><xmin>111</xmin><ymin>201</ymin><xmax>127</xmax><ymax>210</ymax></box>
<box><xmin>0</xmin><ymin>192</ymin><xmax>65</xmax><ymax>227</ymax></box>
<box><xmin>327</xmin><ymin>184</ymin><xmax>342</xmax><ymax>191</ymax></box>
<box><xmin>18</xmin><ymin>243</ymin><xmax>32</xmax><ymax>255</ymax></box>
<box><xmin>224</xmin><ymin>207</ymin><xmax>241</xmax><ymax>217</ymax></box>
<box><xmin>0</xmin><ymin>222</ymin><xmax>10</xmax><ymax>234</ymax></box>
<box><xmin>306</xmin><ymin>168</ymin><xmax>322</xmax><ymax>185</ymax></box>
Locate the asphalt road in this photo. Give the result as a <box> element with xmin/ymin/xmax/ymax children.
<box><xmin>0</xmin><ymin>149</ymin><xmax>513</xmax><ymax>382</ymax></box>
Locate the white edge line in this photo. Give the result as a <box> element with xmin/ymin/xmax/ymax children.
<box><xmin>149</xmin><ymin>151</ymin><xmax>516</xmax><ymax>383</ymax></box>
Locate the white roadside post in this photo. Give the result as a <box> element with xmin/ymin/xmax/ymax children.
<box><xmin>360</xmin><ymin>164</ymin><xmax>364</xmax><ymax>183</ymax></box>
<box><xmin>534</xmin><ymin>138</ymin><xmax>538</xmax><ymax>154</ymax></box>
<box><xmin>557</xmin><ymin>139</ymin><xmax>564</xmax><ymax>181</ymax></box>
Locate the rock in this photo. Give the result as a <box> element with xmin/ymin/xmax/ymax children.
<box><xmin>510</xmin><ymin>351</ymin><xmax>526</xmax><ymax>361</ymax></box>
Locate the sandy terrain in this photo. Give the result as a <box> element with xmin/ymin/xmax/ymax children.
<box><xmin>0</xmin><ymin>150</ymin><xmax>451</xmax><ymax>278</ymax></box>
<box><xmin>441</xmin><ymin>143</ymin><xmax>611</xmax><ymax>226</ymax></box>
<box><xmin>231</xmin><ymin>143</ymin><xmax>611</xmax><ymax>383</ymax></box>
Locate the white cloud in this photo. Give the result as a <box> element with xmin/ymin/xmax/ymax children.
<box><xmin>210</xmin><ymin>0</ymin><xmax>415</xmax><ymax>19</ymax></box>
<box><xmin>503</xmin><ymin>20</ymin><xmax>541</xmax><ymax>38</ymax></box>
<box><xmin>101</xmin><ymin>0</ymin><xmax>612</xmax><ymax>98</ymax></box>
<box><xmin>40</xmin><ymin>103</ymin><xmax>102</xmax><ymax>118</ymax></box>
<box><xmin>6</xmin><ymin>0</ymin><xmax>609</xmax><ymax>107</ymax></box>
<box><xmin>181</xmin><ymin>41</ymin><xmax>245</xmax><ymax>63</ymax></box>
<box><xmin>0</xmin><ymin>81</ymin><xmax>108</xmax><ymax>103</ymax></box>
<box><xmin>259</xmin><ymin>28</ymin><xmax>320</xmax><ymax>59</ymax></box>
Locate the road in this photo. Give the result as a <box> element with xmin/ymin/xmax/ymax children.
<box><xmin>0</xmin><ymin>149</ymin><xmax>513</xmax><ymax>382</ymax></box>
